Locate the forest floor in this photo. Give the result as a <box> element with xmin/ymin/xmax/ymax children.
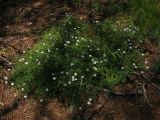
<box><xmin>0</xmin><ymin>0</ymin><xmax>160</xmax><ymax>120</ymax></box>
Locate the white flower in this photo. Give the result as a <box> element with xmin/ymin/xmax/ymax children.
<box><xmin>93</xmin><ymin>67</ymin><xmax>98</xmax><ymax>71</ymax></box>
<box><xmin>61</xmin><ymin>71</ymin><xmax>64</xmax><ymax>74</ymax></box>
<box><xmin>93</xmin><ymin>74</ymin><xmax>97</xmax><ymax>77</ymax></box>
<box><xmin>23</xmin><ymin>83</ymin><xmax>26</xmax><ymax>86</ymax></box>
<box><xmin>21</xmin><ymin>88</ymin><xmax>25</xmax><ymax>91</ymax></box>
<box><xmin>25</xmin><ymin>62</ymin><xmax>28</xmax><ymax>65</ymax></box>
<box><xmin>123</xmin><ymin>51</ymin><xmax>126</xmax><ymax>54</ymax></box>
<box><xmin>75</xmin><ymin>36</ymin><xmax>78</xmax><ymax>39</ymax></box>
<box><xmin>133</xmin><ymin>63</ymin><xmax>136</xmax><ymax>66</ymax></box>
<box><xmin>81</xmin><ymin>55</ymin><xmax>84</xmax><ymax>58</ymax></box>
<box><xmin>52</xmin><ymin>73</ymin><xmax>54</xmax><ymax>76</ymax></box>
<box><xmin>70</xmin><ymin>63</ymin><xmax>74</xmax><ymax>66</ymax></box>
<box><xmin>129</xmin><ymin>47</ymin><xmax>133</xmax><ymax>49</ymax></box>
<box><xmin>36</xmin><ymin>50</ymin><xmax>39</xmax><ymax>53</ymax></box>
<box><xmin>87</xmin><ymin>101</ymin><xmax>91</xmax><ymax>105</ymax></box>
<box><xmin>49</xmin><ymin>34</ymin><xmax>51</xmax><ymax>36</ymax></box>
<box><xmin>146</xmin><ymin>66</ymin><xmax>149</xmax><ymax>69</ymax></box>
<box><xmin>40</xmin><ymin>99</ymin><xmax>43</xmax><ymax>102</ymax></box>
<box><xmin>43</xmin><ymin>43</ymin><xmax>46</xmax><ymax>46</ymax></box>
<box><xmin>89</xmin><ymin>98</ymin><xmax>92</xmax><ymax>101</ymax></box>
<box><xmin>11</xmin><ymin>82</ymin><xmax>14</xmax><ymax>86</ymax></box>
<box><xmin>22</xmin><ymin>51</ymin><xmax>26</xmax><ymax>53</ymax></box>
<box><xmin>79</xmin><ymin>107</ymin><xmax>82</xmax><ymax>110</ymax></box>
<box><xmin>24</xmin><ymin>95</ymin><xmax>27</xmax><ymax>99</ymax></box>
<box><xmin>66</xmin><ymin>41</ymin><xmax>71</xmax><ymax>44</ymax></box>
<box><xmin>53</xmin><ymin>77</ymin><xmax>56</xmax><ymax>80</ymax></box>
<box><xmin>48</xmin><ymin>49</ymin><xmax>51</xmax><ymax>52</ymax></box>
<box><xmin>93</xmin><ymin>61</ymin><xmax>97</xmax><ymax>64</ymax></box>
<box><xmin>141</xmin><ymin>71</ymin><xmax>144</xmax><ymax>74</ymax></box>
<box><xmin>97</xmin><ymin>48</ymin><xmax>100</xmax><ymax>51</ymax></box>
<box><xmin>38</xmin><ymin>62</ymin><xmax>41</xmax><ymax>66</ymax></box>
<box><xmin>81</xmin><ymin>75</ymin><xmax>84</xmax><ymax>79</ymax></box>
<box><xmin>118</xmin><ymin>49</ymin><xmax>121</xmax><ymax>51</ymax></box>
<box><xmin>89</xmin><ymin>55</ymin><xmax>92</xmax><ymax>57</ymax></box>
<box><xmin>19</xmin><ymin>59</ymin><xmax>22</xmax><ymax>62</ymax></box>
<box><xmin>4</xmin><ymin>76</ymin><xmax>8</xmax><ymax>80</ymax></box>
<box><xmin>121</xmin><ymin>67</ymin><xmax>124</xmax><ymax>70</ymax></box>
<box><xmin>77</xmin><ymin>40</ymin><xmax>80</xmax><ymax>43</ymax></box>
<box><xmin>45</xmin><ymin>88</ymin><xmax>49</xmax><ymax>92</ymax></box>
<box><xmin>68</xmin><ymin>81</ymin><xmax>71</xmax><ymax>85</ymax></box>
<box><xmin>41</xmin><ymin>51</ymin><xmax>44</xmax><ymax>54</ymax></box>
<box><xmin>74</xmin><ymin>73</ymin><xmax>77</xmax><ymax>76</ymax></box>
<box><xmin>86</xmin><ymin>69</ymin><xmax>89</xmax><ymax>71</ymax></box>
<box><xmin>76</xmin><ymin>43</ymin><xmax>79</xmax><ymax>46</ymax></box>
<box><xmin>66</xmin><ymin>72</ymin><xmax>69</xmax><ymax>75</ymax></box>
<box><xmin>141</xmin><ymin>53</ymin><xmax>145</xmax><ymax>56</ymax></box>
<box><xmin>4</xmin><ymin>81</ymin><xmax>8</xmax><ymax>85</ymax></box>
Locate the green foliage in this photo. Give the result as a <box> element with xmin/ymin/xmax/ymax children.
<box><xmin>11</xmin><ymin>17</ymin><xmax>144</xmax><ymax>105</ymax></box>
<box><xmin>130</xmin><ymin>0</ymin><xmax>160</xmax><ymax>41</ymax></box>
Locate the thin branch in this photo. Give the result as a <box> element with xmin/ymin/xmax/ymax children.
<box><xmin>142</xmin><ymin>83</ymin><xmax>153</xmax><ymax>108</ymax></box>
<box><xmin>133</xmin><ymin>72</ymin><xmax>160</xmax><ymax>91</ymax></box>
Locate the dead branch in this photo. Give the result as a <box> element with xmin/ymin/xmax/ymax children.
<box><xmin>133</xmin><ymin>72</ymin><xmax>160</xmax><ymax>91</ymax></box>
<box><xmin>142</xmin><ymin>84</ymin><xmax>153</xmax><ymax>108</ymax></box>
<box><xmin>0</xmin><ymin>55</ymin><xmax>12</xmax><ymax>67</ymax></box>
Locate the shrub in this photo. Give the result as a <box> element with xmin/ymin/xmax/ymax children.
<box><xmin>10</xmin><ymin>17</ymin><xmax>144</xmax><ymax>105</ymax></box>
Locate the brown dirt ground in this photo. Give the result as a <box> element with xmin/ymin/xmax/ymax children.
<box><xmin>0</xmin><ymin>0</ymin><xmax>160</xmax><ymax>120</ymax></box>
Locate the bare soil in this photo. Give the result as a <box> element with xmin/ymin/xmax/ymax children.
<box><xmin>0</xmin><ymin>0</ymin><xmax>160</xmax><ymax>120</ymax></box>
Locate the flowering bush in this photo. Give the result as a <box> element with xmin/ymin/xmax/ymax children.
<box><xmin>10</xmin><ymin>17</ymin><xmax>144</xmax><ymax>105</ymax></box>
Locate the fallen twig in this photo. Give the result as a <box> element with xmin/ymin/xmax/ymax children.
<box><xmin>133</xmin><ymin>72</ymin><xmax>160</xmax><ymax>91</ymax></box>
<box><xmin>142</xmin><ymin>83</ymin><xmax>153</xmax><ymax>108</ymax></box>
<box><xmin>0</xmin><ymin>56</ymin><xmax>12</xmax><ymax>68</ymax></box>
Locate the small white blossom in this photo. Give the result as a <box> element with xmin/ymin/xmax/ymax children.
<box><xmin>93</xmin><ymin>67</ymin><xmax>98</xmax><ymax>71</ymax></box>
<box><xmin>70</xmin><ymin>63</ymin><xmax>74</xmax><ymax>66</ymax></box>
<box><xmin>141</xmin><ymin>53</ymin><xmax>145</xmax><ymax>56</ymax></box>
<box><xmin>11</xmin><ymin>82</ymin><xmax>14</xmax><ymax>86</ymax></box>
<box><xmin>4</xmin><ymin>76</ymin><xmax>8</xmax><ymax>80</ymax></box>
<box><xmin>40</xmin><ymin>99</ymin><xmax>43</xmax><ymax>102</ymax></box>
<box><xmin>38</xmin><ymin>62</ymin><xmax>41</xmax><ymax>66</ymax></box>
<box><xmin>74</xmin><ymin>73</ymin><xmax>77</xmax><ymax>76</ymax></box>
<box><xmin>45</xmin><ymin>88</ymin><xmax>49</xmax><ymax>92</ymax></box>
<box><xmin>68</xmin><ymin>81</ymin><xmax>71</xmax><ymax>85</ymax></box>
<box><xmin>87</xmin><ymin>101</ymin><xmax>91</xmax><ymax>105</ymax></box>
<box><xmin>24</xmin><ymin>95</ymin><xmax>27</xmax><ymax>99</ymax></box>
<box><xmin>48</xmin><ymin>49</ymin><xmax>51</xmax><ymax>52</ymax></box>
<box><xmin>53</xmin><ymin>77</ymin><xmax>56</xmax><ymax>80</ymax></box>
<box><xmin>121</xmin><ymin>67</ymin><xmax>124</xmax><ymax>70</ymax></box>
<box><xmin>81</xmin><ymin>75</ymin><xmax>84</xmax><ymax>79</ymax></box>
<box><xmin>89</xmin><ymin>98</ymin><xmax>92</xmax><ymax>101</ymax></box>
<box><xmin>21</xmin><ymin>88</ymin><xmax>25</xmax><ymax>91</ymax></box>
<box><xmin>25</xmin><ymin>62</ymin><xmax>28</xmax><ymax>65</ymax></box>
<box><xmin>4</xmin><ymin>81</ymin><xmax>8</xmax><ymax>85</ymax></box>
<box><xmin>93</xmin><ymin>74</ymin><xmax>97</xmax><ymax>77</ymax></box>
